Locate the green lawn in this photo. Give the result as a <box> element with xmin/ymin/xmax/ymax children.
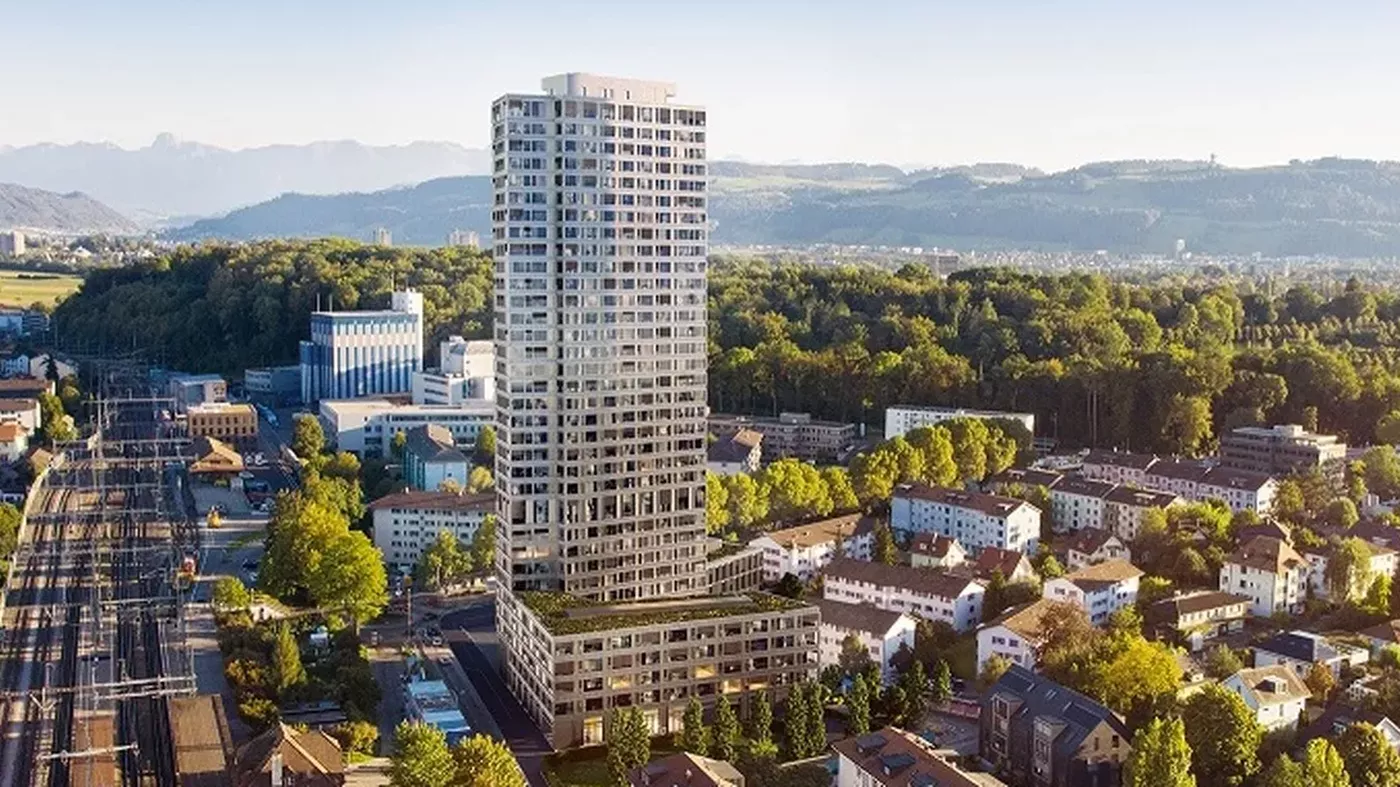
<box><xmin>0</xmin><ymin>270</ymin><xmax>82</xmax><ymax>308</ymax></box>
<box><xmin>548</xmin><ymin>740</ymin><xmax>682</xmax><ymax>787</ymax></box>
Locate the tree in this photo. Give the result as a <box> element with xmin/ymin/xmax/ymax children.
<box><xmin>1257</xmin><ymin>754</ymin><xmax>1304</xmax><ymax>787</ymax></box>
<box><xmin>872</xmin><ymin>522</ymin><xmax>897</xmax><ymax>565</ymax></box>
<box><xmin>308</xmin><ymin>530</ymin><xmax>389</xmax><ymax>629</ymax></box>
<box><xmin>1363</xmin><ymin>446</ymin><xmax>1400</xmax><ymax>500</ymax></box>
<box><xmin>261</xmin><ymin>492</ymin><xmax>348</xmax><ymax>600</ymax></box>
<box><xmin>680</xmin><ymin>696</ymin><xmax>707</xmax><ymax>755</ymax></box>
<box><xmin>1038</xmin><ymin>553</ymin><xmax>1065</xmax><ymax>579</ymax></box>
<box><xmin>1327</xmin><ymin>537</ymin><xmax>1373</xmax><ymax>602</ymax></box>
<box><xmin>724</xmin><ymin>473</ymin><xmax>769</xmax><ymax>528</ymax></box>
<box><xmin>707</xmin><ymin>472</ymin><xmax>731</xmax><ymax>533</ymax></box>
<box><xmin>38</xmin><ymin>392</ymin><xmax>76</xmax><ymax>445</ymax></box>
<box><xmin>466</xmin><ymin>465</ymin><xmax>494</xmax><ymax>494</ymax></box>
<box><xmin>748</xmin><ymin>690</ymin><xmax>775</xmax><ymax>755</ymax></box>
<box><xmin>1304</xmin><ymin>662</ymin><xmax>1336</xmax><ymax>702</ymax></box>
<box><xmin>438</xmin><ymin>478</ymin><xmax>462</xmax><ymax>494</ymax></box>
<box><xmin>979</xmin><ymin>653</ymin><xmax>1012</xmax><ymax>688</ymax></box>
<box><xmin>417</xmin><ymin>530</ymin><xmax>472</xmax><ymax>591</ymax></box>
<box><xmin>897</xmin><ymin>660</ymin><xmax>927</xmax><ymax>727</ymax></box>
<box><xmin>1365</xmin><ymin>574</ymin><xmax>1392</xmax><ymax>617</ymax></box>
<box><xmin>389</xmin><ymin>722</ymin><xmax>455</xmax><ymax>787</ymax></box>
<box><xmin>1336</xmin><ymin>722</ymin><xmax>1400</xmax><ymax>787</ymax></box>
<box><xmin>838</xmin><ymin>634</ymin><xmax>874</xmax><ymax>676</ymax></box>
<box><xmin>471</xmin><ymin>515</ymin><xmax>497</xmax><ymax>576</ymax></box>
<box><xmin>473</xmin><ymin>425</ymin><xmax>497</xmax><ymax>465</ymax></box>
<box><xmin>1097</xmin><ymin>637</ymin><xmax>1183</xmax><ymax>720</ymax></box>
<box><xmin>774</xmin><ymin>572</ymin><xmax>805</xmax><ymax>600</ymax></box>
<box><xmin>1180</xmin><ymin>683</ymin><xmax>1262</xmax><ymax>787</ymax></box>
<box><xmin>270</xmin><ymin>621</ymin><xmax>306</xmax><ymax>695</ymax></box>
<box><xmin>331</xmin><ymin>720</ymin><xmax>380</xmax><ymax>758</ymax></box>
<box><xmin>1273</xmin><ymin>479</ymin><xmax>1307</xmax><ymax>524</ymax></box>
<box><xmin>822</xmin><ymin>466</ymin><xmax>860</xmax><ymax>512</ymax></box>
<box><xmin>1325</xmin><ymin>498</ymin><xmax>1360</xmax><ymax>529</ymax></box>
<box><xmin>847</xmin><ymin>673</ymin><xmax>871</xmax><ymax>735</ymax></box>
<box><xmin>292</xmin><ymin>413</ymin><xmax>326</xmax><ymax>460</ymax></box>
<box><xmin>930</xmin><ymin>659</ymin><xmax>952</xmax><ymax>705</ymax></box>
<box><xmin>1123</xmin><ymin>716</ymin><xmax>1195</xmax><ymax>787</ymax></box>
<box><xmin>1202</xmin><ymin>644</ymin><xmax>1244</xmax><ymax>680</ymax></box>
<box><xmin>453</xmin><ymin>734</ymin><xmax>525</xmax><ymax>787</ymax></box>
<box><xmin>212</xmin><ymin>576</ymin><xmax>252</xmax><ymax>611</ymax></box>
<box><xmin>1379</xmin><ymin>411</ymin><xmax>1400</xmax><ymax>445</ymax></box>
<box><xmin>1299</xmin><ymin>737</ymin><xmax>1350</xmax><ymax>787</ymax></box>
<box><xmin>607</xmin><ymin>707</ymin><xmax>650</xmax><ymax>782</ymax></box>
<box><xmin>391</xmin><ymin>430</ymin><xmax>408</xmax><ymax>460</ymax></box>
<box><xmin>712</xmin><ymin>696</ymin><xmax>740</xmax><ymax>761</ymax></box>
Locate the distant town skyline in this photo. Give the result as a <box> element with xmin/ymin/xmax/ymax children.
<box><xmin>5</xmin><ymin>1</ymin><xmax>1400</xmax><ymax>171</ymax></box>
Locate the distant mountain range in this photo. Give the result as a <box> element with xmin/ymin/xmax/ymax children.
<box><xmin>168</xmin><ymin>157</ymin><xmax>1400</xmax><ymax>256</ymax></box>
<box><xmin>0</xmin><ymin>183</ymin><xmax>139</xmax><ymax>235</ymax></box>
<box><xmin>0</xmin><ymin>134</ymin><xmax>490</xmax><ymax>218</ymax></box>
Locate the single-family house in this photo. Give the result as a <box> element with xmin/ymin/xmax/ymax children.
<box><xmin>1063</xmin><ymin>528</ymin><xmax>1130</xmax><ymax>571</ymax></box>
<box><xmin>1042</xmin><ymin>559</ymin><xmax>1142</xmax><ymax>626</ymax></box>
<box><xmin>1222</xmin><ymin>665</ymin><xmax>1311</xmax><ymax>731</ymax></box>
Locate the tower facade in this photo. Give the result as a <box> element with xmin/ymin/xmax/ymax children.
<box><xmin>491</xmin><ymin>73</ymin><xmax>711</xmax><ymax>601</ymax></box>
<box><xmin>490</xmin><ymin>74</ymin><xmax>819</xmax><ymax>748</ymax></box>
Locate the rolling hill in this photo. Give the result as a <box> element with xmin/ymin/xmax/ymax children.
<box><xmin>0</xmin><ymin>183</ymin><xmax>139</xmax><ymax>235</ymax></box>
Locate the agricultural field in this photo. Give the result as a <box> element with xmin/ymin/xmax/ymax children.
<box><xmin>0</xmin><ymin>270</ymin><xmax>82</xmax><ymax>308</ymax></box>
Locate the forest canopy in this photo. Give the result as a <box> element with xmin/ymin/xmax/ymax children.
<box><xmin>51</xmin><ymin>241</ymin><xmax>1400</xmax><ymax>454</ymax></box>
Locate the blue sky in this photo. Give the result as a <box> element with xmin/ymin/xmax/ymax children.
<box><xmin>4</xmin><ymin>0</ymin><xmax>1399</xmax><ymax>170</ymax></box>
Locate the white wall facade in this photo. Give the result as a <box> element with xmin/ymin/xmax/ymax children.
<box><xmin>750</xmin><ymin>532</ymin><xmax>873</xmax><ymax>583</ymax></box>
<box><xmin>884</xmin><ymin>406</ymin><xmax>1034</xmax><ymax>440</ymax></box>
<box><xmin>977</xmin><ymin>624</ymin><xmax>1038</xmax><ymax>675</ymax></box>
<box><xmin>891</xmin><ymin>493</ymin><xmax>1039</xmax><ymax>555</ymax></box>
<box><xmin>818</xmin><ymin>616</ymin><xmax>917</xmax><ymax>685</ymax></box>
<box><xmin>823</xmin><ymin>574</ymin><xmax>985</xmax><ymax>633</ymax></box>
<box><xmin>1049</xmin><ymin>489</ymin><xmax>1107</xmax><ymax>533</ymax></box>
<box><xmin>1219</xmin><ymin>561</ymin><xmax>1307</xmax><ymax>617</ymax></box>
<box><xmin>372</xmin><ymin>503</ymin><xmax>492</xmax><ymax>573</ymax></box>
<box><xmin>1042</xmin><ymin>575</ymin><xmax>1140</xmax><ymax>626</ymax></box>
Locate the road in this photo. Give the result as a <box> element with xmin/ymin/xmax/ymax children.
<box><xmin>442</xmin><ymin>601</ymin><xmax>552</xmax><ymax>787</ymax></box>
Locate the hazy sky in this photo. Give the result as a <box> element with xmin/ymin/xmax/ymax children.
<box><xmin>4</xmin><ymin>0</ymin><xmax>1400</xmax><ymax>170</ymax></box>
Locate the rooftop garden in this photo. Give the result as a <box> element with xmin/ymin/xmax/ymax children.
<box><xmin>519</xmin><ymin>590</ymin><xmax>811</xmax><ymax>636</ymax></box>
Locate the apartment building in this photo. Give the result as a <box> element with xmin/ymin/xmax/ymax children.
<box><xmin>1047</xmin><ymin>478</ymin><xmax>1115</xmax><ymax>533</ymax></box>
<box><xmin>490</xmin><ymin>73</ymin><xmax>819</xmax><ymax>749</ymax></box>
<box><xmin>299</xmin><ymin>290</ymin><xmax>424</xmax><ymax>403</ymax></box>
<box><xmin>748</xmin><ymin>514</ymin><xmax>874</xmax><ymax>583</ymax></box>
<box><xmin>705</xmin><ymin>543</ymin><xmax>763</xmax><ymax>595</ymax></box>
<box><xmin>1300</xmin><ymin>541</ymin><xmax>1399</xmax><ymax>601</ymax></box>
<box><xmin>907</xmin><ymin>533</ymin><xmax>966</xmax><ymax>570</ymax></box>
<box><xmin>884</xmin><ymin>405</ymin><xmax>1035</xmax><ymax>440</ymax></box>
<box><xmin>1042</xmin><ymin>560</ymin><xmax>1142</xmax><ymax>626</ymax></box>
<box><xmin>318</xmin><ymin>398</ymin><xmax>494</xmax><ymax>457</ymax></box>
<box><xmin>1080</xmin><ymin>449</ymin><xmax>1159</xmax><ymax>486</ymax></box>
<box><xmin>1142</xmin><ymin>460</ymin><xmax>1278</xmax><ymax>514</ymax></box>
<box><xmin>1219</xmin><ymin>535</ymin><xmax>1309</xmax><ymax>617</ymax></box>
<box><xmin>708</xmin><ymin>411</ymin><xmax>855</xmax><ymax>463</ymax></box>
<box><xmin>1062</xmin><ymin>528</ymin><xmax>1130</xmax><ymax>571</ymax></box>
<box><xmin>0</xmin><ymin>398</ymin><xmax>41</xmax><ymax>434</ymax></box>
<box><xmin>976</xmin><ymin>598</ymin><xmax>1057</xmax><ymax>675</ymax></box>
<box><xmin>1222</xmin><ymin>666</ymin><xmax>1311</xmax><ymax>731</ymax></box>
<box><xmin>891</xmin><ymin>483</ymin><xmax>1040</xmax><ymax>555</ymax></box>
<box><xmin>834</xmin><ymin>728</ymin><xmax>1005</xmax><ymax>787</ymax></box>
<box><xmin>186</xmin><ymin>402</ymin><xmax>258</xmax><ymax>446</ymax></box>
<box><xmin>706</xmin><ymin>429</ymin><xmax>762</xmax><ymax>476</ymax></box>
<box><xmin>1219</xmin><ymin>423</ymin><xmax>1347</xmax><ymax>481</ymax></box>
<box><xmin>985</xmin><ymin>467</ymin><xmax>1063</xmax><ymax>494</ymax></box>
<box><xmin>822</xmin><ymin>557</ymin><xmax>986</xmax><ymax>632</ymax></box>
<box><xmin>1103</xmin><ymin>486</ymin><xmax>1183</xmax><ymax>542</ymax></box>
<box><xmin>982</xmin><ymin>667</ymin><xmax>1130</xmax><ymax>787</ymax></box>
<box><xmin>369</xmin><ymin>490</ymin><xmax>494</xmax><ymax>574</ymax></box>
<box><xmin>1146</xmin><ymin>591</ymin><xmax>1251</xmax><ymax>649</ymax></box>
<box><xmin>403</xmin><ymin>424</ymin><xmax>471</xmax><ymax>492</ymax></box>
<box><xmin>815</xmin><ymin>599</ymin><xmax>917</xmax><ymax>685</ymax></box>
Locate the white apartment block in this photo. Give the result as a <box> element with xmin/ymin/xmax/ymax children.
<box><xmin>1042</xmin><ymin>560</ymin><xmax>1142</xmax><ymax>626</ymax></box>
<box><xmin>814</xmin><ymin>599</ymin><xmax>917</xmax><ymax>685</ymax></box>
<box><xmin>884</xmin><ymin>405</ymin><xmax>1034</xmax><ymax>440</ymax></box>
<box><xmin>1219</xmin><ymin>536</ymin><xmax>1309</xmax><ymax>617</ymax></box>
<box><xmin>318</xmin><ymin>398</ymin><xmax>494</xmax><ymax>457</ymax></box>
<box><xmin>370</xmin><ymin>490</ymin><xmax>494</xmax><ymax>574</ymax></box>
<box><xmin>1103</xmin><ymin>487</ymin><xmax>1184</xmax><ymax>542</ymax></box>
<box><xmin>748</xmin><ymin>514</ymin><xmax>874</xmax><ymax>583</ymax></box>
<box><xmin>891</xmin><ymin>483</ymin><xmax>1040</xmax><ymax>555</ymax></box>
<box><xmin>1080</xmin><ymin>449</ymin><xmax>1159</xmax><ymax>487</ymax></box>
<box><xmin>1144</xmin><ymin>460</ymin><xmax>1278</xmax><ymax>515</ymax></box>
<box><xmin>822</xmin><ymin>557</ymin><xmax>986</xmax><ymax>633</ymax></box>
<box><xmin>977</xmin><ymin>598</ymin><xmax>1056</xmax><ymax>675</ymax></box>
<box><xmin>1300</xmin><ymin>542</ymin><xmax>1399</xmax><ymax>601</ymax></box>
<box><xmin>1223</xmin><ymin>666</ymin><xmax>1311</xmax><ymax>732</ymax></box>
<box><xmin>1048</xmin><ymin>478</ymin><xmax>1115</xmax><ymax>533</ymax></box>
<box><xmin>411</xmin><ymin>336</ymin><xmax>496</xmax><ymax>405</ymax></box>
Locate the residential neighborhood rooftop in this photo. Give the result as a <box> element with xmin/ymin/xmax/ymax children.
<box><xmin>1228</xmin><ymin>535</ymin><xmax>1307</xmax><ymax>574</ymax></box>
<box><xmin>366</xmin><ymin>489</ymin><xmax>495</xmax><ymax>512</ymax></box>
<box><xmin>1228</xmin><ymin>665</ymin><xmax>1311</xmax><ymax>707</ymax></box>
<box><xmin>758</xmin><ymin>513</ymin><xmax>873</xmax><ymax>550</ymax></box>
<box><xmin>831</xmin><ymin>726</ymin><xmax>1003</xmax><ymax>787</ymax></box>
<box><xmin>813</xmin><ymin>598</ymin><xmax>907</xmax><ymax>636</ymax></box>
<box><xmin>893</xmin><ymin>483</ymin><xmax>1033</xmax><ymax>517</ymax></box>
<box><xmin>824</xmin><ymin>557</ymin><xmax>982</xmax><ymax>599</ymax></box>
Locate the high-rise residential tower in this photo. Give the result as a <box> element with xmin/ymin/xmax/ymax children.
<box><xmin>491</xmin><ymin>74</ymin><xmax>817</xmax><ymax>748</ymax></box>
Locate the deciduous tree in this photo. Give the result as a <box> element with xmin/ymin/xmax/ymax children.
<box><xmin>1123</xmin><ymin>716</ymin><xmax>1195</xmax><ymax>787</ymax></box>
<box><xmin>389</xmin><ymin>722</ymin><xmax>455</xmax><ymax>787</ymax></box>
<box><xmin>1336</xmin><ymin>722</ymin><xmax>1400</xmax><ymax>787</ymax></box>
<box><xmin>847</xmin><ymin>673</ymin><xmax>871</xmax><ymax>735</ymax></box>
<box><xmin>1180</xmin><ymin>683</ymin><xmax>1261</xmax><ymax>787</ymax></box>
<box><xmin>1299</xmin><ymin>737</ymin><xmax>1349</xmax><ymax>787</ymax></box>
<box><xmin>454</xmin><ymin>733</ymin><xmax>525</xmax><ymax>787</ymax></box>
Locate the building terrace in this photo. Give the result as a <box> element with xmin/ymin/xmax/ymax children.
<box><xmin>518</xmin><ymin>591</ymin><xmax>811</xmax><ymax>636</ymax></box>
